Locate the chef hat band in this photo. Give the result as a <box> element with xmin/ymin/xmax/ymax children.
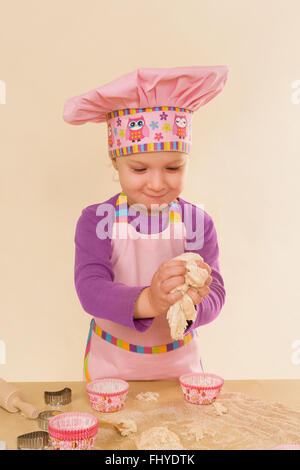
<box><xmin>63</xmin><ymin>66</ymin><xmax>229</xmax><ymax>160</ymax></box>
<box><xmin>106</xmin><ymin>106</ymin><xmax>193</xmax><ymax>160</ymax></box>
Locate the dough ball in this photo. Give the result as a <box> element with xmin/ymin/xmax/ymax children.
<box><xmin>136</xmin><ymin>426</ymin><xmax>184</xmax><ymax>450</ymax></box>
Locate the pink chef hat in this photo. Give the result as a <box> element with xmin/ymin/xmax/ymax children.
<box><xmin>63</xmin><ymin>66</ymin><xmax>229</xmax><ymax>160</ymax></box>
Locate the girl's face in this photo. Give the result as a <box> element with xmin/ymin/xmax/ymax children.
<box><xmin>112</xmin><ymin>151</ymin><xmax>189</xmax><ymax>212</ymax></box>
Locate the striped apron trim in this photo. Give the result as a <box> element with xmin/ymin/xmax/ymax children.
<box><xmin>84</xmin><ymin>319</ymin><xmax>196</xmax><ymax>381</ymax></box>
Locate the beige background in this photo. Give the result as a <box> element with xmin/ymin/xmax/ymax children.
<box><xmin>0</xmin><ymin>0</ymin><xmax>299</xmax><ymax>381</ymax></box>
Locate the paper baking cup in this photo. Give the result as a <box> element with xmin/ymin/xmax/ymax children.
<box><xmin>86</xmin><ymin>378</ymin><xmax>129</xmax><ymax>413</ymax></box>
<box><xmin>48</xmin><ymin>412</ymin><xmax>98</xmax><ymax>450</ymax></box>
<box><xmin>179</xmin><ymin>373</ymin><xmax>224</xmax><ymax>405</ymax></box>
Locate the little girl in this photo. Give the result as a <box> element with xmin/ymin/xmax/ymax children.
<box><xmin>63</xmin><ymin>66</ymin><xmax>228</xmax><ymax>382</ymax></box>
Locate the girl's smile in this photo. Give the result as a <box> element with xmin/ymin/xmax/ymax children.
<box><xmin>112</xmin><ymin>151</ymin><xmax>189</xmax><ymax>213</ymax></box>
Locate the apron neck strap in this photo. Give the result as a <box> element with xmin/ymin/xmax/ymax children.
<box><xmin>116</xmin><ymin>191</ymin><xmax>182</xmax><ymax>223</ymax></box>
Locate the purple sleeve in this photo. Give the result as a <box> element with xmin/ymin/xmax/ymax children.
<box><xmin>180</xmin><ymin>202</ymin><xmax>226</xmax><ymax>334</ymax></box>
<box><xmin>74</xmin><ymin>203</ymin><xmax>154</xmax><ymax>333</ymax></box>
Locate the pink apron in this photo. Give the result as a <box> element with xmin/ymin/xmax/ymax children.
<box><xmin>83</xmin><ymin>192</ymin><xmax>203</xmax><ymax>382</ymax></box>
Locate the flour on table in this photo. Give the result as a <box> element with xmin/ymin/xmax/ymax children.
<box><xmin>136</xmin><ymin>426</ymin><xmax>184</xmax><ymax>450</ymax></box>
<box><xmin>118</xmin><ymin>419</ymin><xmax>137</xmax><ymax>436</ymax></box>
<box><xmin>99</xmin><ymin>416</ymin><xmax>137</xmax><ymax>436</ymax></box>
<box><xmin>213</xmin><ymin>401</ymin><xmax>228</xmax><ymax>416</ymax></box>
<box><xmin>136</xmin><ymin>392</ymin><xmax>160</xmax><ymax>401</ymax></box>
<box><xmin>183</xmin><ymin>424</ymin><xmax>205</xmax><ymax>442</ymax></box>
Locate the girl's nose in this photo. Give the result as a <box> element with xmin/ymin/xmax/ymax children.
<box><xmin>147</xmin><ymin>172</ymin><xmax>165</xmax><ymax>192</ymax></box>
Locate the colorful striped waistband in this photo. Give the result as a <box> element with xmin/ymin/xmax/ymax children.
<box><xmin>90</xmin><ymin>319</ymin><xmax>195</xmax><ymax>354</ymax></box>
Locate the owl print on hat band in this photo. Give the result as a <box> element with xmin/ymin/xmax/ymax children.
<box><xmin>106</xmin><ymin>106</ymin><xmax>193</xmax><ymax>159</ymax></box>
<box><xmin>63</xmin><ymin>66</ymin><xmax>229</xmax><ymax>159</ymax></box>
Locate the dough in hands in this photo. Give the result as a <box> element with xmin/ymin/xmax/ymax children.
<box><xmin>167</xmin><ymin>252</ymin><xmax>209</xmax><ymax>340</ymax></box>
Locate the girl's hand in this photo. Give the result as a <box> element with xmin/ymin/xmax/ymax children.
<box><xmin>186</xmin><ymin>260</ymin><xmax>212</xmax><ymax>306</ymax></box>
<box><xmin>147</xmin><ymin>259</ymin><xmax>188</xmax><ymax>317</ymax></box>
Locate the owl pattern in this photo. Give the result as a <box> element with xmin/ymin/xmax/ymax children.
<box><xmin>108</xmin><ymin>123</ymin><xmax>114</xmax><ymax>147</ymax></box>
<box><xmin>172</xmin><ymin>114</ymin><xmax>187</xmax><ymax>139</ymax></box>
<box><xmin>109</xmin><ymin>112</ymin><xmax>189</xmax><ymax>149</ymax></box>
<box><xmin>125</xmin><ymin>116</ymin><xmax>150</xmax><ymax>142</ymax></box>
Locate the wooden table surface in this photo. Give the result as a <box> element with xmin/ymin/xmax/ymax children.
<box><xmin>1</xmin><ymin>379</ymin><xmax>299</xmax><ymax>450</ymax></box>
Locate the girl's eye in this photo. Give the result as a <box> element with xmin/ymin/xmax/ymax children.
<box><xmin>133</xmin><ymin>167</ymin><xmax>180</xmax><ymax>172</ymax></box>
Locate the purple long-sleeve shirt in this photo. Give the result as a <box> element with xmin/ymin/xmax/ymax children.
<box><xmin>74</xmin><ymin>192</ymin><xmax>226</xmax><ymax>335</ymax></box>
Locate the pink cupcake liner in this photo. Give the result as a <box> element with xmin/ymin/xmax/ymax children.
<box><xmin>86</xmin><ymin>377</ymin><xmax>129</xmax><ymax>413</ymax></box>
<box><xmin>179</xmin><ymin>373</ymin><xmax>224</xmax><ymax>405</ymax></box>
<box><xmin>48</xmin><ymin>412</ymin><xmax>98</xmax><ymax>450</ymax></box>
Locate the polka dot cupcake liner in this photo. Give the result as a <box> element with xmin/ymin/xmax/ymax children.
<box><xmin>179</xmin><ymin>373</ymin><xmax>224</xmax><ymax>405</ymax></box>
<box><xmin>48</xmin><ymin>412</ymin><xmax>98</xmax><ymax>450</ymax></box>
<box><xmin>86</xmin><ymin>378</ymin><xmax>129</xmax><ymax>413</ymax></box>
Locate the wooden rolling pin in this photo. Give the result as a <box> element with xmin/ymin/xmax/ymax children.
<box><xmin>0</xmin><ymin>378</ymin><xmax>39</xmax><ymax>419</ymax></box>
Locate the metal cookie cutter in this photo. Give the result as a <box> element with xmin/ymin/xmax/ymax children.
<box><xmin>17</xmin><ymin>431</ymin><xmax>50</xmax><ymax>450</ymax></box>
<box><xmin>44</xmin><ymin>387</ymin><xmax>72</xmax><ymax>406</ymax></box>
<box><xmin>38</xmin><ymin>410</ymin><xmax>63</xmax><ymax>431</ymax></box>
